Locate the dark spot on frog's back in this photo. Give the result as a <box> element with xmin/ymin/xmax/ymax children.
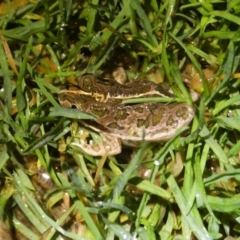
<box><xmin>176</xmin><ymin>106</ymin><xmax>190</xmax><ymax>120</ymax></box>
<box><xmin>134</xmin><ymin>106</ymin><xmax>144</xmax><ymax>113</ymax></box>
<box><xmin>108</xmin><ymin>88</ymin><xmax>124</xmax><ymax>96</ymax></box>
<box><xmin>166</xmin><ymin>116</ymin><xmax>178</xmax><ymax>128</ymax></box>
<box><xmin>137</xmin><ymin>118</ymin><xmax>149</xmax><ymax>128</ymax></box>
<box><xmin>147</xmin><ymin>103</ymin><xmax>158</xmax><ymax>111</ymax></box>
<box><xmin>151</xmin><ymin>108</ymin><xmax>165</xmax><ymax>126</ymax></box>
<box><xmin>123</xmin><ymin>81</ymin><xmax>152</xmax><ymax>93</ymax></box>
<box><xmin>115</xmin><ymin>108</ymin><xmax>129</xmax><ymax>120</ymax></box>
<box><xmin>90</xmin><ymin>105</ymin><xmax>110</xmax><ymax>117</ymax></box>
<box><xmin>139</xmin><ymin>84</ymin><xmax>152</xmax><ymax>94</ymax></box>
<box><xmin>107</xmin><ymin>122</ymin><xmax>125</xmax><ymax>130</ymax></box>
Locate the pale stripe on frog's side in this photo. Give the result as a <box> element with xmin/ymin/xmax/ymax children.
<box><xmin>58</xmin><ymin>74</ymin><xmax>194</xmax><ymax>156</ymax></box>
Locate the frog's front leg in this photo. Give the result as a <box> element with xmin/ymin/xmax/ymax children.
<box><xmin>71</xmin><ymin>131</ymin><xmax>121</xmax><ymax>156</ymax></box>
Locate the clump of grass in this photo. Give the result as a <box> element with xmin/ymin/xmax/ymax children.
<box><xmin>1</xmin><ymin>0</ymin><xmax>240</xmax><ymax>239</ymax></box>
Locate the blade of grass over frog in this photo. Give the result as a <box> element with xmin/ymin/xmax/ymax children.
<box><xmin>0</xmin><ymin>32</ymin><xmax>12</xmax><ymax>112</ymax></box>
<box><xmin>16</xmin><ymin>36</ymin><xmax>33</xmax><ymax>112</ymax></box>
<box><xmin>130</xmin><ymin>0</ymin><xmax>158</xmax><ymax>48</ymax></box>
<box><xmin>169</xmin><ymin>32</ymin><xmax>210</xmax><ymax>96</ymax></box>
<box><xmin>86</xmin><ymin>0</ymin><xmax>99</xmax><ymax>34</ymax></box>
<box><xmin>23</xmin><ymin>118</ymin><xmax>68</xmax><ymax>154</ymax></box>
<box><xmin>204</xmin><ymin>169</ymin><xmax>240</xmax><ymax>186</ymax></box>
<box><xmin>13</xmin><ymin>173</ymin><xmax>84</xmax><ymax>239</ymax></box>
<box><xmin>209</xmin><ymin>11</ymin><xmax>240</xmax><ymax>26</ymax></box>
<box><xmin>170</xmin><ymin>63</ymin><xmax>193</xmax><ymax>105</ymax></box>
<box><xmin>207</xmin><ymin>194</ymin><xmax>240</xmax><ymax>212</ymax></box>
<box><xmin>34</xmin><ymin>78</ymin><xmax>59</xmax><ymax>108</ymax></box>
<box><xmin>199</xmin><ymin>125</ymin><xmax>228</xmax><ymax>163</ymax></box>
<box><xmin>50</xmin><ymin>107</ymin><xmax>96</xmax><ymax>120</ymax></box>
<box><xmin>112</xmin><ymin>141</ymin><xmax>149</xmax><ymax>202</ymax></box>
<box><xmin>74</xmin><ymin>200</ymin><xmax>103</xmax><ymax>239</ymax></box>
<box><xmin>122</xmin><ymin>97</ymin><xmax>176</xmax><ymax>104</ymax></box>
<box><xmin>206</xmin><ymin>41</ymin><xmax>239</xmax><ymax>105</ymax></box>
<box><xmin>167</xmin><ymin>175</ymin><xmax>212</xmax><ymax>240</ymax></box>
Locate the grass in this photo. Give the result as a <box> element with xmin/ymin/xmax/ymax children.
<box><xmin>1</xmin><ymin>0</ymin><xmax>240</xmax><ymax>239</ymax></box>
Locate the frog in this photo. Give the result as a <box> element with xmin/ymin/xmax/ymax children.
<box><xmin>58</xmin><ymin>73</ymin><xmax>194</xmax><ymax>156</ymax></box>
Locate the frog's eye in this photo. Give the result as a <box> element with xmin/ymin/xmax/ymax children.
<box><xmin>78</xmin><ymin>74</ymin><xmax>95</xmax><ymax>92</ymax></box>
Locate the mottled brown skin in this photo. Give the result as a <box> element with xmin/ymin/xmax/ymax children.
<box><xmin>78</xmin><ymin>74</ymin><xmax>174</xmax><ymax>99</ymax></box>
<box><xmin>58</xmin><ymin>74</ymin><xmax>195</xmax><ymax>155</ymax></box>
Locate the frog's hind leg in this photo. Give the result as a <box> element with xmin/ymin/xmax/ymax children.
<box><xmin>72</xmin><ymin>132</ymin><xmax>121</xmax><ymax>156</ymax></box>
